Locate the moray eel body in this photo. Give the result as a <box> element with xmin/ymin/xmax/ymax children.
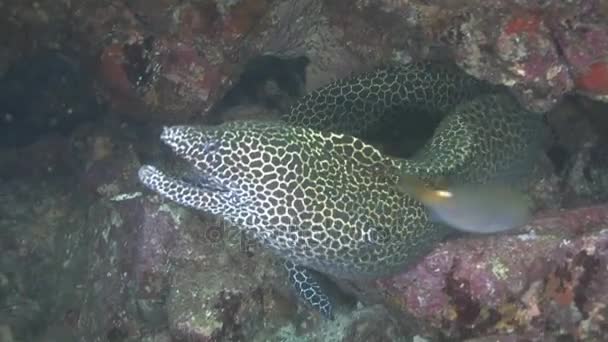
<box><xmin>283</xmin><ymin>62</ymin><xmax>492</xmax><ymax>137</ymax></box>
<box><xmin>138</xmin><ymin>62</ymin><xmax>546</xmax><ymax>319</ymax></box>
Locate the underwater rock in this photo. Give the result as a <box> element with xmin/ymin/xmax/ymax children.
<box><xmin>74</xmin><ymin>0</ymin><xmax>608</xmax><ymax>121</ymax></box>
<box><xmin>341</xmin><ymin>305</ymin><xmax>409</xmax><ymax>341</ymax></box>
<box><xmin>95</xmin><ymin>33</ymin><xmax>226</xmax><ymax>123</ymax></box>
<box><xmin>73</xmin><ymin>0</ymin><xmax>386</xmax><ymax>121</ymax></box>
<box><xmin>166</xmin><ymin>247</ymin><xmax>289</xmax><ymax>341</ymax></box>
<box><xmin>543</xmin><ymin>97</ymin><xmax>608</xmax><ymax>207</ymax></box>
<box><xmin>0</xmin><ymin>50</ymin><xmax>101</xmax><ymax>147</ymax></box>
<box><xmin>76</xmin><ymin>131</ymin><xmax>143</xmax><ymax>198</ymax></box>
<box><xmin>73</xmin><ymin>191</ymin><xmax>146</xmax><ymax>340</ymax></box>
<box><xmin>370</xmin><ymin>205</ymin><xmax>608</xmax><ymax>340</ymax></box>
<box><xmin>551</xmin><ymin>9</ymin><xmax>608</xmax><ymax>102</ymax></box>
<box><xmin>0</xmin><ymin>178</ymin><xmax>88</xmax><ymax>341</ymax></box>
<box><xmin>2</xmin><ymin>0</ymin><xmax>607</xmax><ymax>124</ymax></box>
<box><xmin>74</xmin><ymin>0</ymin><xmax>267</xmax><ymax>122</ymax></box>
<box><xmin>0</xmin><ymin>134</ymin><xmax>73</xmax><ymax>179</ymax></box>
<box><xmin>0</xmin><ymin>1</ymin><xmax>72</xmax><ymax>73</ymax></box>
<box><xmin>402</xmin><ymin>0</ymin><xmax>606</xmax><ymax>112</ymax></box>
<box><xmin>213</xmin><ymin>55</ymin><xmax>310</xmax><ymax>116</ymax></box>
<box><xmin>70</xmin><ymin>126</ymin><xmax>183</xmax><ymax>340</ymax></box>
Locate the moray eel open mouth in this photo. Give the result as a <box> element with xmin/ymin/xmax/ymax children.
<box><xmin>138</xmin><ymin>125</ymin><xmax>247</xmax><ymax>211</ymax></box>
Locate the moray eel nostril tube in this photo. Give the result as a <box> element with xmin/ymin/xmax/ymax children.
<box><xmin>138</xmin><ymin>62</ymin><xmax>547</xmax><ymax>320</ymax></box>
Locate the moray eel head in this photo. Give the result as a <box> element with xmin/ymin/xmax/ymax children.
<box><xmin>138</xmin><ymin>120</ymin><xmax>440</xmax><ymax>279</ymax></box>
<box><xmin>139</xmin><ymin>123</ymin><xmax>265</xmax><ymax>211</ymax></box>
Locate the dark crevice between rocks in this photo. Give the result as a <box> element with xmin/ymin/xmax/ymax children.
<box><xmin>554</xmin><ymin>334</ymin><xmax>577</xmax><ymax>342</ymax></box>
<box><xmin>572</xmin><ymin>250</ymin><xmax>601</xmax><ymax>319</ymax></box>
<box><xmin>553</xmin><ymin>262</ymin><xmax>572</xmax><ymax>283</ymax></box>
<box><xmin>210</xmin><ymin>54</ymin><xmax>311</xmax><ymax>124</ymax></box>
<box><xmin>106</xmin><ymin>314</ymin><xmax>130</xmax><ymax>342</ymax></box>
<box><xmin>546</xmin><ymin>144</ymin><xmax>570</xmax><ymax>174</ymax></box>
<box><xmin>214</xmin><ymin>290</ymin><xmax>246</xmax><ymax>341</ymax></box>
<box><xmin>444</xmin><ymin>260</ymin><xmax>481</xmax><ymax>338</ymax></box>
<box><xmin>122</xmin><ymin>35</ymin><xmax>157</xmax><ymax>95</ymax></box>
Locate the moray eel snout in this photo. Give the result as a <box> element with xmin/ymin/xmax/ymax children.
<box><xmin>160</xmin><ymin>125</ymin><xmax>223</xmax><ymax>172</ymax></box>
<box><xmin>139</xmin><ymin>124</ymin><xmax>247</xmax><ymax>212</ymax></box>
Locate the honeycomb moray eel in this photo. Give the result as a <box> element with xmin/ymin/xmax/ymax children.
<box><xmin>138</xmin><ymin>62</ymin><xmax>546</xmax><ymax>319</ymax></box>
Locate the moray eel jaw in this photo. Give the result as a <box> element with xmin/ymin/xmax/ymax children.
<box><xmin>137</xmin><ymin>163</ymin><xmax>240</xmax><ymax>213</ymax></box>
<box><xmin>138</xmin><ymin>125</ymin><xmax>247</xmax><ymax>214</ymax></box>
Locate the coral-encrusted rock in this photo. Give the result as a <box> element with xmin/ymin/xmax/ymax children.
<box><xmin>551</xmin><ymin>9</ymin><xmax>608</xmax><ymax>102</ymax></box>
<box><xmin>424</xmin><ymin>3</ymin><xmax>568</xmax><ymax>112</ymax></box>
<box><xmin>70</xmin><ymin>133</ymin><xmax>167</xmax><ymax>340</ymax></box>
<box><xmin>74</xmin><ymin>0</ymin><xmax>242</xmax><ymax>122</ymax></box>
<box><xmin>95</xmin><ymin>34</ymin><xmax>226</xmax><ymax>123</ymax></box>
<box><xmin>66</xmin><ymin>0</ymin><xmax>608</xmax><ymax>121</ymax></box>
<box><xmin>402</xmin><ymin>0</ymin><xmax>608</xmax><ymax>110</ymax></box>
<box><xmin>0</xmin><ymin>134</ymin><xmax>73</xmax><ymax>179</ymax></box>
<box><xmin>164</xmin><ymin>211</ymin><xmax>298</xmax><ymax>340</ymax></box>
<box><xmin>74</xmin><ymin>0</ymin><xmax>395</xmax><ymax>121</ymax></box>
<box><xmin>341</xmin><ymin>305</ymin><xmax>408</xmax><ymax>341</ymax></box>
<box><xmin>76</xmin><ymin>196</ymin><xmax>146</xmax><ymax>341</ymax></box>
<box><xmin>366</xmin><ymin>206</ymin><xmax>608</xmax><ymax>340</ymax></box>
<box><xmin>3</xmin><ymin>0</ymin><xmax>607</xmax><ymax>125</ymax></box>
<box><xmin>0</xmin><ymin>177</ymin><xmax>89</xmax><ymax>341</ymax></box>
<box><xmin>78</xmin><ymin>137</ymin><xmax>142</xmax><ymax>198</ymax></box>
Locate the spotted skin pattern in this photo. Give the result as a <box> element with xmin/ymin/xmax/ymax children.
<box><xmin>284</xmin><ymin>260</ymin><xmax>333</xmax><ymax>319</ymax></box>
<box><xmin>284</xmin><ymin>62</ymin><xmax>494</xmax><ymax>137</ymax></box>
<box><xmin>138</xmin><ymin>62</ymin><xmax>545</xmax><ymax>318</ymax></box>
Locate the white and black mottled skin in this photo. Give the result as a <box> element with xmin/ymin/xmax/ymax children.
<box><xmin>138</xmin><ymin>62</ymin><xmax>546</xmax><ymax>319</ymax></box>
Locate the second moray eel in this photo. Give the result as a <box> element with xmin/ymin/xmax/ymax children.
<box><xmin>138</xmin><ymin>62</ymin><xmax>546</xmax><ymax>319</ymax></box>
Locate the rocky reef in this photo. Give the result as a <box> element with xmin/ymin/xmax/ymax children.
<box><xmin>2</xmin><ymin>0</ymin><xmax>608</xmax><ymax>341</ymax></box>
<box><xmin>74</xmin><ymin>0</ymin><xmax>608</xmax><ymax>116</ymax></box>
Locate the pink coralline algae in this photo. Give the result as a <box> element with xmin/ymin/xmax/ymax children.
<box><xmin>97</xmin><ymin>34</ymin><xmax>227</xmax><ymax>123</ymax></box>
<box><xmin>371</xmin><ymin>205</ymin><xmax>608</xmax><ymax>340</ymax></box>
<box><xmin>64</xmin><ymin>0</ymin><xmax>608</xmax><ymax>120</ymax></box>
<box><xmin>435</xmin><ymin>0</ymin><xmax>607</xmax><ymax>112</ymax></box>
<box><xmin>1</xmin><ymin>0</ymin><xmax>605</xmax><ymax>122</ymax></box>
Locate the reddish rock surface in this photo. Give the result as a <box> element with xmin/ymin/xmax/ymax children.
<box><xmin>368</xmin><ymin>205</ymin><xmax>608</xmax><ymax>340</ymax></box>
<box><xmin>3</xmin><ymin>1</ymin><xmax>608</xmax><ymax>341</ymax></box>
<box><xmin>3</xmin><ymin>0</ymin><xmax>606</xmax><ymax>122</ymax></box>
<box><xmin>83</xmin><ymin>0</ymin><xmax>608</xmax><ymax>116</ymax></box>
